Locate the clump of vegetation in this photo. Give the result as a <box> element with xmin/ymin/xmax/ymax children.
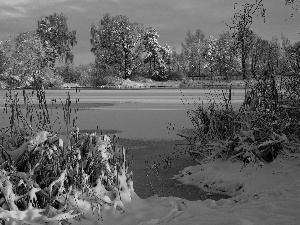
<box><xmin>0</xmin><ymin>89</ymin><xmax>134</xmax><ymax>224</ymax></box>
<box><xmin>181</xmin><ymin>78</ymin><xmax>300</xmax><ymax>166</ymax></box>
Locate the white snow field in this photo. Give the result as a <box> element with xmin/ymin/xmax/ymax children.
<box><xmin>1</xmin><ymin>153</ymin><xmax>299</xmax><ymax>224</ymax></box>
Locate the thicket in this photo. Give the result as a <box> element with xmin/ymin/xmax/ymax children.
<box><xmin>176</xmin><ymin>0</ymin><xmax>300</xmax><ymax>166</ymax></box>
<box><xmin>0</xmin><ymin>89</ymin><xmax>134</xmax><ymax>223</ymax></box>
<box><xmin>180</xmin><ymin>75</ymin><xmax>300</xmax><ymax>166</ymax></box>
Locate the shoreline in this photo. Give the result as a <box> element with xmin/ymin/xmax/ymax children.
<box><xmin>118</xmin><ymin>138</ymin><xmax>230</xmax><ymax>201</ymax></box>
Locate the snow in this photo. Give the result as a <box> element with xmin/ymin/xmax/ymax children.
<box><xmin>2</xmin><ymin>157</ymin><xmax>299</xmax><ymax>225</ymax></box>
<box><xmin>1</xmin><ymin>131</ymin><xmax>299</xmax><ymax>224</ymax></box>
<box><xmin>76</xmin><ymin>155</ymin><xmax>299</xmax><ymax>225</ymax></box>
<box><xmin>173</xmin><ymin>155</ymin><xmax>300</xmax><ymax>196</ymax></box>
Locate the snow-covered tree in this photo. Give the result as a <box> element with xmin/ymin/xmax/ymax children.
<box><xmin>226</xmin><ymin>0</ymin><xmax>265</xmax><ymax>79</ymax></box>
<box><xmin>181</xmin><ymin>29</ymin><xmax>207</xmax><ymax>79</ymax></box>
<box><xmin>203</xmin><ymin>36</ymin><xmax>218</xmax><ymax>80</ymax></box>
<box><xmin>37</xmin><ymin>13</ymin><xmax>77</xmax><ymax>69</ymax></box>
<box><xmin>142</xmin><ymin>27</ymin><xmax>172</xmax><ymax>79</ymax></box>
<box><xmin>91</xmin><ymin>13</ymin><xmax>144</xmax><ymax>79</ymax></box>
<box><xmin>1</xmin><ymin>31</ymin><xmax>61</xmax><ymax>89</ymax></box>
<box><xmin>142</xmin><ymin>27</ymin><xmax>160</xmax><ymax>76</ymax></box>
<box><xmin>215</xmin><ymin>31</ymin><xmax>240</xmax><ymax>80</ymax></box>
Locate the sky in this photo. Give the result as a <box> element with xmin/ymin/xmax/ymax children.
<box><xmin>0</xmin><ymin>0</ymin><xmax>300</xmax><ymax>66</ymax></box>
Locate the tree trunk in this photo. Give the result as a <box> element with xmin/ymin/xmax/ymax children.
<box><xmin>198</xmin><ymin>60</ymin><xmax>201</xmax><ymax>78</ymax></box>
<box><xmin>124</xmin><ymin>50</ymin><xmax>129</xmax><ymax>80</ymax></box>
<box><xmin>149</xmin><ymin>60</ymin><xmax>152</xmax><ymax>77</ymax></box>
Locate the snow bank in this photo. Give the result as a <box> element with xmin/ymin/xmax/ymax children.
<box><xmin>1</xmin><ymin>128</ymin><xmax>299</xmax><ymax>224</ymax></box>
<box><xmin>119</xmin><ymin>79</ymin><xmax>147</xmax><ymax>89</ymax></box>
<box><xmin>173</xmin><ymin>155</ymin><xmax>300</xmax><ymax>197</ymax></box>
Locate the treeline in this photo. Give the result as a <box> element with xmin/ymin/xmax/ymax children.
<box><xmin>1</xmin><ymin>11</ymin><xmax>300</xmax><ymax>89</ymax></box>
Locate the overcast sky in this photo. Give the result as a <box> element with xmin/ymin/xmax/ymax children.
<box><xmin>0</xmin><ymin>0</ymin><xmax>299</xmax><ymax>65</ymax></box>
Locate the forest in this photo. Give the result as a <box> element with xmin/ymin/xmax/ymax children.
<box><xmin>0</xmin><ymin>0</ymin><xmax>300</xmax><ymax>89</ymax></box>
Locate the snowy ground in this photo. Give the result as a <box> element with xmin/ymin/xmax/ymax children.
<box><xmin>69</xmin><ymin>154</ymin><xmax>300</xmax><ymax>225</ymax></box>
<box><xmin>5</xmin><ymin>155</ymin><xmax>298</xmax><ymax>225</ymax></box>
<box><xmin>115</xmin><ymin>155</ymin><xmax>299</xmax><ymax>225</ymax></box>
<box><xmin>91</xmin><ymin>155</ymin><xmax>300</xmax><ymax>225</ymax></box>
<box><xmin>170</xmin><ymin>155</ymin><xmax>300</xmax><ymax>224</ymax></box>
<box><xmin>89</xmin><ymin>155</ymin><xmax>300</xmax><ymax>225</ymax></box>
<box><xmin>1</xmin><ymin>88</ymin><xmax>299</xmax><ymax>224</ymax></box>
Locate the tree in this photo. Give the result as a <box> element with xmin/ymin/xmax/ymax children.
<box><xmin>75</xmin><ymin>63</ymin><xmax>95</xmax><ymax>86</ymax></box>
<box><xmin>0</xmin><ymin>38</ymin><xmax>13</xmax><ymax>76</ymax></box>
<box><xmin>167</xmin><ymin>47</ymin><xmax>185</xmax><ymax>80</ymax></box>
<box><xmin>160</xmin><ymin>44</ymin><xmax>172</xmax><ymax>76</ymax></box>
<box><xmin>280</xmin><ymin>38</ymin><xmax>300</xmax><ymax>100</ymax></box>
<box><xmin>226</xmin><ymin>0</ymin><xmax>265</xmax><ymax>80</ymax></box>
<box><xmin>37</xmin><ymin>13</ymin><xmax>77</xmax><ymax>68</ymax></box>
<box><xmin>56</xmin><ymin>63</ymin><xmax>81</xmax><ymax>83</ymax></box>
<box><xmin>181</xmin><ymin>29</ymin><xmax>206</xmax><ymax>79</ymax></box>
<box><xmin>142</xmin><ymin>27</ymin><xmax>160</xmax><ymax>77</ymax></box>
<box><xmin>203</xmin><ymin>36</ymin><xmax>218</xmax><ymax>80</ymax></box>
<box><xmin>1</xmin><ymin>31</ymin><xmax>61</xmax><ymax>89</ymax></box>
<box><xmin>215</xmin><ymin>31</ymin><xmax>240</xmax><ymax>80</ymax></box>
<box><xmin>249</xmin><ymin>35</ymin><xmax>280</xmax><ymax>80</ymax></box>
<box><xmin>91</xmin><ymin>13</ymin><xmax>144</xmax><ymax>79</ymax></box>
<box><xmin>142</xmin><ymin>27</ymin><xmax>172</xmax><ymax>80</ymax></box>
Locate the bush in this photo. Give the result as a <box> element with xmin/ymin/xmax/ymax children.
<box><xmin>281</xmin><ymin>73</ymin><xmax>300</xmax><ymax>101</ymax></box>
<box><xmin>181</xmin><ymin>80</ymin><xmax>300</xmax><ymax>166</ymax></box>
<box><xmin>0</xmin><ymin>89</ymin><xmax>134</xmax><ymax>223</ymax></box>
<box><xmin>0</xmin><ymin>81</ymin><xmax>6</xmax><ymax>89</ymax></box>
<box><xmin>167</xmin><ymin>71</ymin><xmax>184</xmax><ymax>81</ymax></box>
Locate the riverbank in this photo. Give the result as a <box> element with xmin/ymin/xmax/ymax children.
<box><xmin>118</xmin><ymin>138</ymin><xmax>229</xmax><ymax>201</ymax></box>
<box><xmin>62</xmin><ymin>79</ymin><xmax>246</xmax><ymax>90</ymax></box>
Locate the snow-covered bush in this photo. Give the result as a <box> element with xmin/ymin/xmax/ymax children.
<box><xmin>182</xmin><ymin>82</ymin><xmax>300</xmax><ymax>165</ymax></box>
<box><xmin>0</xmin><ymin>89</ymin><xmax>136</xmax><ymax>224</ymax></box>
<box><xmin>0</xmin><ymin>128</ymin><xmax>135</xmax><ymax>224</ymax></box>
<box><xmin>0</xmin><ymin>81</ymin><xmax>6</xmax><ymax>89</ymax></box>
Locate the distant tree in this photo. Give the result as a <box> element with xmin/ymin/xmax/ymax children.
<box><xmin>37</xmin><ymin>13</ymin><xmax>77</xmax><ymax>69</ymax></box>
<box><xmin>0</xmin><ymin>38</ymin><xmax>13</xmax><ymax>76</ymax></box>
<box><xmin>142</xmin><ymin>27</ymin><xmax>161</xmax><ymax>77</ymax></box>
<box><xmin>56</xmin><ymin>63</ymin><xmax>80</xmax><ymax>83</ymax></box>
<box><xmin>91</xmin><ymin>13</ymin><xmax>144</xmax><ymax>79</ymax></box>
<box><xmin>1</xmin><ymin>31</ymin><xmax>61</xmax><ymax>89</ymax></box>
<box><xmin>167</xmin><ymin>47</ymin><xmax>184</xmax><ymax>80</ymax></box>
<box><xmin>278</xmin><ymin>35</ymin><xmax>300</xmax><ymax>100</ymax></box>
<box><xmin>75</xmin><ymin>63</ymin><xmax>94</xmax><ymax>86</ymax></box>
<box><xmin>266</xmin><ymin>37</ymin><xmax>281</xmax><ymax>76</ymax></box>
<box><xmin>226</xmin><ymin>0</ymin><xmax>265</xmax><ymax>80</ymax></box>
<box><xmin>215</xmin><ymin>31</ymin><xmax>240</xmax><ymax>80</ymax></box>
<box><xmin>248</xmin><ymin>34</ymin><xmax>263</xmax><ymax>78</ymax></box>
<box><xmin>91</xmin><ymin>14</ymin><xmax>120</xmax><ymax>72</ymax></box>
<box><xmin>277</xmin><ymin>35</ymin><xmax>288</xmax><ymax>79</ymax></box>
<box><xmin>142</xmin><ymin>27</ymin><xmax>172</xmax><ymax>80</ymax></box>
<box><xmin>203</xmin><ymin>36</ymin><xmax>218</xmax><ymax>80</ymax></box>
<box><xmin>280</xmin><ymin>34</ymin><xmax>294</xmax><ymax>75</ymax></box>
<box><xmin>160</xmin><ymin>44</ymin><xmax>172</xmax><ymax>76</ymax></box>
<box><xmin>249</xmin><ymin>35</ymin><xmax>280</xmax><ymax>79</ymax></box>
<box><xmin>181</xmin><ymin>29</ymin><xmax>207</xmax><ymax>79</ymax></box>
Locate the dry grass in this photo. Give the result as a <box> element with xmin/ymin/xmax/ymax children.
<box><xmin>180</xmin><ymin>79</ymin><xmax>300</xmax><ymax>166</ymax></box>
<box><xmin>0</xmin><ymin>89</ymin><xmax>134</xmax><ymax>223</ymax></box>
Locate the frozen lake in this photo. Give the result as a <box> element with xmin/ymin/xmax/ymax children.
<box><xmin>0</xmin><ymin>88</ymin><xmax>244</xmax><ymax>200</ymax></box>
<box><xmin>0</xmin><ymin>88</ymin><xmax>245</xmax><ymax>140</ymax></box>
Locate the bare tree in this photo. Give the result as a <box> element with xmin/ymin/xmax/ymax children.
<box><xmin>225</xmin><ymin>0</ymin><xmax>266</xmax><ymax>80</ymax></box>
